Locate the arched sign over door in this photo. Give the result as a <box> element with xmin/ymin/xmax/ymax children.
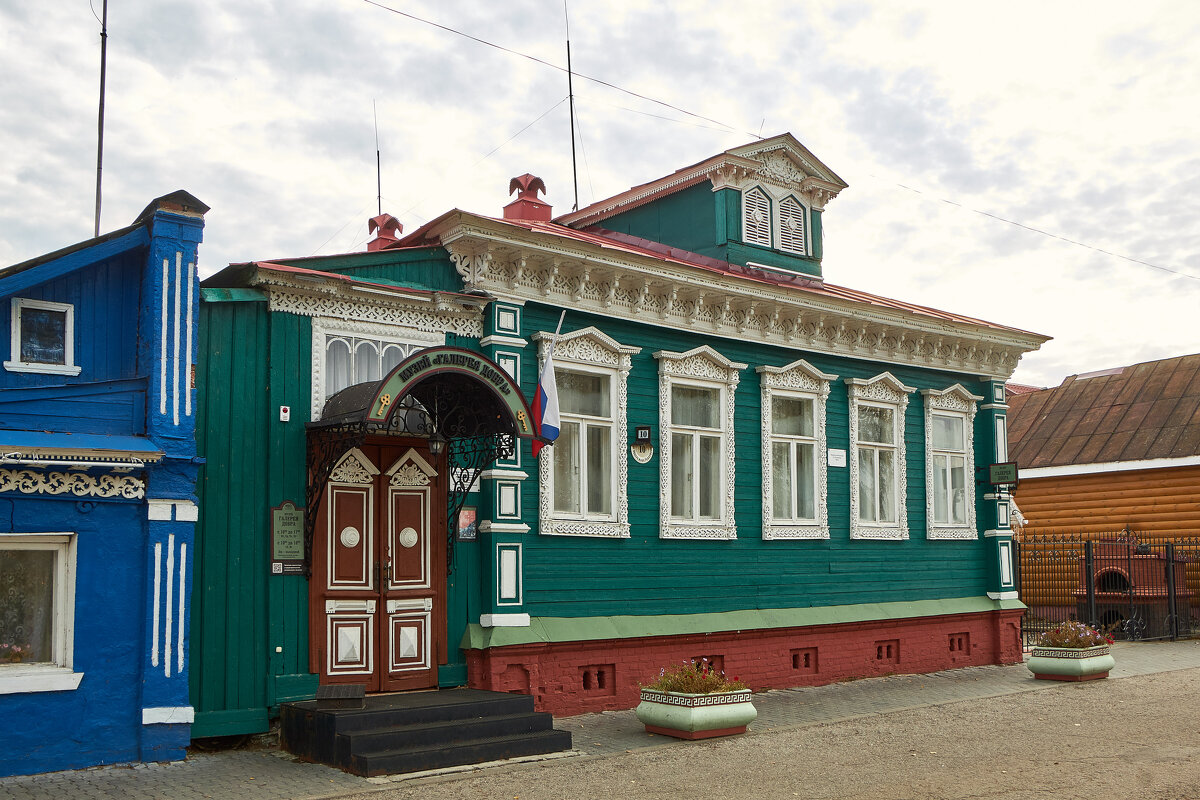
<box><xmin>366</xmin><ymin>347</ymin><xmax>537</xmax><ymax>439</ymax></box>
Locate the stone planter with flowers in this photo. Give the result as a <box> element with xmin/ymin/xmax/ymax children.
<box><xmin>1027</xmin><ymin>620</ymin><xmax>1116</xmax><ymax>681</ymax></box>
<box><xmin>635</xmin><ymin>659</ymin><xmax>757</xmax><ymax>739</ymax></box>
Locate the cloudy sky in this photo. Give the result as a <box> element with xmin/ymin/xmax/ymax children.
<box><xmin>2</xmin><ymin>0</ymin><xmax>1198</xmax><ymax>387</ymax></box>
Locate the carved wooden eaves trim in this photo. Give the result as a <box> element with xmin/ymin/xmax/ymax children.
<box><xmin>434</xmin><ymin>219</ymin><xmax>1045</xmax><ymax>380</ymax></box>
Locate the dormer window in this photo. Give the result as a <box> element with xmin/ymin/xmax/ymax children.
<box><xmin>740</xmin><ymin>186</ymin><xmax>810</xmax><ymax>256</ymax></box>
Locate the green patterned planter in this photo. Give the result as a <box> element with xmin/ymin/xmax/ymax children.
<box><xmin>1027</xmin><ymin>645</ymin><xmax>1114</xmax><ymax>682</ymax></box>
<box><xmin>634</xmin><ymin>689</ymin><xmax>757</xmax><ymax>739</ymax></box>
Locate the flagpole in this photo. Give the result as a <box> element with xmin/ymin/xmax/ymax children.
<box><xmin>532</xmin><ymin>310</ymin><xmax>567</xmax><ymax>458</ymax></box>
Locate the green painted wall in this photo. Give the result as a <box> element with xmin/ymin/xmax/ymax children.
<box><xmin>274</xmin><ymin>247</ymin><xmax>461</xmax><ymax>293</ymax></box>
<box><xmin>513</xmin><ymin>302</ymin><xmax>994</xmax><ymax>619</ymax></box>
<box><xmin>191</xmin><ymin>293</ymin><xmax>316</xmax><ymax>738</ymax></box>
<box><xmin>600</xmin><ymin>183</ymin><xmax>724</xmax><ymax>259</ymax></box>
<box><xmin>598</xmin><ymin>184</ymin><xmax>822</xmax><ymax>277</ymax></box>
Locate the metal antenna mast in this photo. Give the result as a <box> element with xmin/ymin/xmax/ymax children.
<box><xmin>564</xmin><ymin>2</ymin><xmax>579</xmax><ymax>211</ymax></box>
<box><xmin>94</xmin><ymin>0</ymin><xmax>109</xmax><ymax>238</ymax></box>
<box><xmin>373</xmin><ymin>100</ymin><xmax>382</xmax><ymax>216</ymax></box>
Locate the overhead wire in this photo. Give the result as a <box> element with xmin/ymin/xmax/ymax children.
<box><xmin>361</xmin><ymin>0</ymin><xmax>755</xmax><ymax>138</ymax></box>
<box><xmin>360</xmin><ymin>0</ymin><xmax>1195</xmax><ymax>284</ymax></box>
<box><xmin>879</xmin><ymin>177</ymin><xmax>1200</xmax><ymax>284</ymax></box>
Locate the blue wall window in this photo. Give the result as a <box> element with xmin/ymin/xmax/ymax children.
<box><xmin>5</xmin><ymin>298</ymin><xmax>80</xmax><ymax>376</ymax></box>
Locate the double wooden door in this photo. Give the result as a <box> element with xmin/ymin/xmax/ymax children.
<box><xmin>310</xmin><ymin>442</ymin><xmax>446</xmax><ymax>691</ymax></box>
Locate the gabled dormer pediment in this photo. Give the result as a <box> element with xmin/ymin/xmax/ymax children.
<box><xmin>553</xmin><ymin>133</ymin><xmax>846</xmax><ymax>279</ymax></box>
<box><xmin>721</xmin><ymin>134</ymin><xmax>848</xmax><ymax>207</ymax></box>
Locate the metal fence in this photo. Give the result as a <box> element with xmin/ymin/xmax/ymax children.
<box><xmin>1013</xmin><ymin>532</ymin><xmax>1200</xmax><ymax>647</ymax></box>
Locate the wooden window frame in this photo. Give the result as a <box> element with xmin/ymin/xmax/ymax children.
<box><xmin>5</xmin><ymin>297</ymin><xmax>80</xmax><ymax>376</ymax></box>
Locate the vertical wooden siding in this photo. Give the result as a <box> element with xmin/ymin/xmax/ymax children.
<box><xmin>517</xmin><ymin>304</ymin><xmax>993</xmax><ymax>617</ymax></box>
<box><xmin>0</xmin><ymin>251</ymin><xmax>143</xmax><ymax>390</ymax></box>
<box><xmin>191</xmin><ymin>298</ymin><xmax>272</xmax><ymax>735</ymax></box>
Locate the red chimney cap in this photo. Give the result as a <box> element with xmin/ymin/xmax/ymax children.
<box><xmin>504</xmin><ymin>174</ymin><xmax>551</xmax><ymax>221</ymax></box>
<box><xmin>367</xmin><ymin>213</ymin><xmax>403</xmax><ymax>251</ymax></box>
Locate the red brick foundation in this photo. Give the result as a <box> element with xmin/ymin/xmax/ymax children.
<box><xmin>465</xmin><ymin>608</ymin><xmax>1025</xmax><ymax>716</ymax></box>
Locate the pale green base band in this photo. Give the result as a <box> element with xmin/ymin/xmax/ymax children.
<box><xmin>462</xmin><ymin>596</ymin><xmax>1025</xmax><ymax>649</ymax></box>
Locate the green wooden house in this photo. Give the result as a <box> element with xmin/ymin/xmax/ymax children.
<box><xmin>191</xmin><ymin>133</ymin><xmax>1048</xmax><ymax>735</ymax></box>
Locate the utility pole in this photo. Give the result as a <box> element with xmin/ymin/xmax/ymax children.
<box><xmin>94</xmin><ymin>0</ymin><xmax>109</xmax><ymax>238</ymax></box>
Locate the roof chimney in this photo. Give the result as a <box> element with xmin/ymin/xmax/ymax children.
<box><xmin>366</xmin><ymin>213</ymin><xmax>403</xmax><ymax>251</ymax></box>
<box><xmin>503</xmin><ymin>174</ymin><xmax>552</xmax><ymax>222</ymax></box>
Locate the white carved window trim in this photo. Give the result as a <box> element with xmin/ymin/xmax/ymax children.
<box><xmin>0</xmin><ymin>532</ymin><xmax>81</xmax><ymax>695</ymax></box>
<box><xmin>923</xmin><ymin>385</ymin><xmax>982</xmax><ymax>540</ymax></box>
<box><xmin>758</xmin><ymin>360</ymin><xmax>837</xmax><ymax>540</ymax></box>
<box><xmin>847</xmin><ymin>373</ymin><xmax>914</xmax><ymax>541</ymax></box>
<box><xmin>742</xmin><ymin>186</ymin><xmax>772</xmax><ymax>247</ymax></box>
<box><xmin>310</xmin><ymin>317</ymin><xmax>444</xmax><ymax>420</ymax></box>
<box><xmin>655</xmin><ymin>345</ymin><xmax>746</xmax><ymax>540</ymax></box>
<box><xmin>534</xmin><ymin>326</ymin><xmax>640</xmax><ymax>538</ymax></box>
<box><xmin>5</xmin><ymin>298</ymin><xmax>80</xmax><ymax>376</ymax></box>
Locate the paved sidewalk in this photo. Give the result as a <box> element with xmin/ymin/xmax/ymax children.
<box><xmin>4</xmin><ymin>640</ymin><xmax>1199</xmax><ymax>800</ymax></box>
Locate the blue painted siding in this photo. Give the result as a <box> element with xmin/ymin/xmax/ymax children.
<box><xmin>0</xmin><ymin>250</ymin><xmax>144</xmax><ymax>388</ymax></box>
<box><xmin>0</xmin><ymin>199</ymin><xmax>205</xmax><ymax>776</ymax></box>
<box><xmin>0</xmin><ymin>498</ymin><xmax>146</xmax><ymax>775</ymax></box>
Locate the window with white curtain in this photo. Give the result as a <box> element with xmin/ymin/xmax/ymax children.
<box><xmin>670</xmin><ymin>383</ymin><xmax>724</xmax><ymax>522</ymax></box>
<box><xmin>552</xmin><ymin>368</ymin><xmax>614</xmax><ymax>519</ymax></box>
<box><xmin>847</xmin><ymin>373</ymin><xmax>914</xmax><ymax>540</ymax></box>
<box><xmin>536</xmin><ymin>326</ymin><xmax>639</xmax><ymax>539</ymax></box>
<box><xmin>758</xmin><ymin>359</ymin><xmax>836</xmax><ymax>540</ymax></box>
<box><xmin>655</xmin><ymin>345</ymin><xmax>744</xmax><ymax>540</ymax></box>
<box><xmin>770</xmin><ymin>395</ymin><xmax>817</xmax><ymax>522</ymax></box>
<box><xmin>0</xmin><ymin>533</ymin><xmax>78</xmax><ymax>693</ymax></box>
<box><xmin>923</xmin><ymin>385</ymin><xmax>981</xmax><ymax>540</ymax></box>
<box><xmin>856</xmin><ymin>403</ymin><xmax>898</xmax><ymax>525</ymax></box>
<box><xmin>324</xmin><ymin>336</ymin><xmax>411</xmax><ymax>400</ymax></box>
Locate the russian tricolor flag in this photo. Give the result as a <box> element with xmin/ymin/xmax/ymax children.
<box><xmin>531</xmin><ymin>344</ymin><xmax>560</xmax><ymax>458</ymax></box>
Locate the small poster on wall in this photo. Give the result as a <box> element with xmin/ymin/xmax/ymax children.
<box><xmin>457</xmin><ymin>506</ymin><xmax>478</xmax><ymax>541</ymax></box>
<box><xmin>270</xmin><ymin>500</ymin><xmax>306</xmax><ymax>575</ymax></box>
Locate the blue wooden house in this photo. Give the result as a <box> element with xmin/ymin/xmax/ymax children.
<box><xmin>0</xmin><ymin>192</ymin><xmax>207</xmax><ymax>776</ymax></box>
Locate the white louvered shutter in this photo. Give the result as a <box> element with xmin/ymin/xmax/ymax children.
<box><xmin>779</xmin><ymin>196</ymin><xmax>807</xmax><ymax>255</ymax></box>
<box><xmin>742</xmin><ymin>187</ymin><xmax>772</xmax><ymax>247</ymax></box>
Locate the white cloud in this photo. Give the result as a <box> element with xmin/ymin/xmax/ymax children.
<box><xmin>1</xmin><ymin>0</ymin><xmax>1197</xmax><ymax>387</ymax></box>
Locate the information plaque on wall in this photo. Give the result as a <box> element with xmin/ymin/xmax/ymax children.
<box><xmin>271</xmin><ymin>501</ymin><xmax>305</xmax><ymax>575</ymax></box>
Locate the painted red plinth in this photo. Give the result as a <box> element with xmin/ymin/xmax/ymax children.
<box><xmin>644</xmin><ymin>724</ymin><xmax>747</xmax><ymax>740</ymax></box>
<box><xmin>465</xmin><ymin>607</ymin><xmax>1025</xmax><ymax>716</ymax></box>
<box><xmin>1033</xmin><ymin>671</ymin><xmax>1110</xmax><ymax>682</ymax></box>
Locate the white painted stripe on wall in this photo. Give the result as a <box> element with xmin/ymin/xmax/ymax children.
<box><xmin>151</xmin><ymin>542</ymin><xmax>162</xmax><ymax>667</ymax></box>
<box><xmin>142</xmin><ymin>706</ymin><xmax>195</xmax><ymax>725</ymax></box>
<box><xmin>1019</xmin><ymin>455</ymin><xmax>1200</xmax><ymax>480</ymax></box>
<box><xmin>185</xmin><ymin>258</ymin><xmax>195</xmax><ymax>417</ymax></box>
<box><xmin>164</xmin><ymin>533</ymin><xmax>175</xmax><ymax>677</ymax></box>
<box><xmin>159</xmin><ymin>258</ymin><xmax>169</xmax><ymax>415</ymax></box>
<box><xmin>177</xmin><ymin>543</ymin><xmax>187</xmax><ymax>674</ymax></box>
<box><xmin>172</xmin><ymin>252</ymin><xmax>182</xmax><ymax>427</ymax></box>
